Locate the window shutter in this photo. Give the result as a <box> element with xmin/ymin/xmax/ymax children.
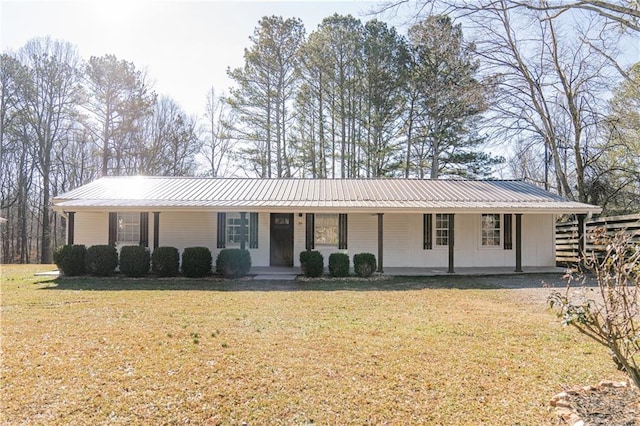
<box><xmin>108</xmin><ymin>212</ymin><xmax>117</xmax><ymax>246</ymax></box>
<box><xmin>139</xmin><ymin>212</ymin><xmax>149</xmax><ymax>247</ymax></box>
<box><xmin>504</xmin><ymin>214</ymin><xmax>513</xmax><ymax>250</ymax></box>
<box><xmin>338</xmin><ymin>213</ymin><xmax>348</xmax><ymax>250</ymax></box>
<box><xmin>153</xmin><ymin>212</ymin><xmax>160</xmax><ymax>249</ymax></box>
<box><xmin>217</xmin><ymin>212</ymin><xmax>226</xmax><ymax>248</ymax></box>
<box><xmin>305</xmin><ymin>213</ymin><xmax>314</xmax><ymax>250</ymax></box>
<box><xmin>249</xmin><ymin>212</ymin><xmax>259</xmax><ymax>249</ymax></box>
<box><xmin>67</xmin><ymin>212</ymin><xmax>75</xmax><ymax>245</ymax></box>
<box><xmin>423</xmin><ymin>214</ymin><xmax>432</xmax><ymax>250</ymax></box>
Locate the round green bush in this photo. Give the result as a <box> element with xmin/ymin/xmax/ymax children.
<box><xmin>152</xmin><ymin>246</ymin><xmax>180</xmax><ymax>277</ymax></box>
<box><xmin>85</xmin><ymin>245</ymin><xmax>118</xmax><ymax>276</ymax></box>
<box><xmin>216</xmin><ymin>248</ymin><xmax>252</xmax><ymax>278</ymax></box>
<box><xmin>300</xmin><ymin>250</ymin><xmax>324</xmax><ymax>277</ymax></box>
<box><xmin>353</xmin><ymin>252</ymin><xmax>377</xmax><ymax>278</ymax></box>
<box><xmin>119</xmin><ymin>245</ymin><xmax>150</xmax><ymax>277</ymax></box>
<box><xmin>329</xmin><ymin>252</ymin><xmax>350</xmax><ymax>277</ymax></box>
<box><xmin>182</xmin><ymin>246</ymin><xmax>212</xmax><ymax>278</ymax></box>
<box><xmin>53</xmin><ymin>244</ymin><xmax>86</xmax><ymax>276</ymax></box>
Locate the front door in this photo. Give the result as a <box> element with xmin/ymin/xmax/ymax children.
<box><xmin>270</xmin><ymin>213</ymin><xmax>294</xmax><ymax>266</ymax></box>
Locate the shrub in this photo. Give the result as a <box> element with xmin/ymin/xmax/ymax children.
<box><xmin>85</xmin><ymin>245</ymin><xmax>118</xmax><ymax>276</ymax></box>
<box><xmin>53</xmin><ymin>244</ymin><xmax>86</xmax><ymax>276</ymax></box>
<box><xmin>549</xmin><ymin>227</ymin><xmax>640</xmax><ymax>388</ymax></box>
<box><xmin>182</xmin><ymin>246</ymin><xmax>212</xmax><ymax>278</ymax></box>
<box><xmin>353</xmin><ymin>252</ymin><xmax>376</xmax><ymax>278</ymax></box>
<box><xmin>216</xmin><ymin>249</ymin><xmax>252</xmax><ymax>278</ymax></box>
<box><xmin>328</xmin><ymin>252</ymin><xmax>350</xmax><ymax>277</ymax></box>
<box><xmin>300</xmin><ymin>250</ymin><xmax>324</xmax><ymax>277</ymax></box>
<box><xmin>119</xmin><ymin>245</ymin><xmax>150</xmax><ymax>277</ymax></box>
<box><xmin>152</xmin><ymin>246</ymin><xmax>180</xmax><ymax>277</ymax></box>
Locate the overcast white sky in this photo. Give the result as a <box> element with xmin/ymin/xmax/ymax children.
<box><xmin>1</xmin><ymin>0</ymin><xmax>381</xmax><ymax>117</ymax></box>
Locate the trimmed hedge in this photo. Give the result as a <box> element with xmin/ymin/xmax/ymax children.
<box><xmin>216</xmin><ymin>249</ymin><xmax>252</xmax><ymax>278</ymax></box>
<box><xmin>182</xmin><ymin>246</ymin><xmax>212</xmax><ymax>278</ymax></box>
<box><xmin>53</xmin><ymin>244</ymin><xmax>86</xmax><ymax>276</ymax></box>
<box><xmin>328</xmin><ymin>252</ymin><xmax>350</xmax><ymax>277</ymax></box>
<box><xmin>300</xmin><ymin>250</ymin><xmax>324</xmax><ymax>277</ymax></box>
<box><xmin>354</xmin><ymin>252</ymin><xmax>377</xmax><ymax>278</ymax></box>
<box><xmin>85</xmin><ymin>245</ymin><xmax>118</xmax><ymax>276</ymax></box>
<box><xmin>152</xmin><ymin>246</ymin><xmax>180</xmax><ymax>277</ymax></box>
<box><xmin>119</xmin><ymin>245</ymin><xmax>150</xmax><ymax>277</ymax></box>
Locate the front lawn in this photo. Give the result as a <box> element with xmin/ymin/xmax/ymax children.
<box><xmin>0</xmin><ymin>265</ymin><xmax>625</xmax><ymax>424</ymax></box>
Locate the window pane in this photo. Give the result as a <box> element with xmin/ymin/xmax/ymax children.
<box><xmin>226</xmin><ymin>213</ymin><xmax>249</xmax><ymax>245</ymax></box>
<box><xmin>481</xmin><ymin>214</ymin><xmax>501</xmax><ymax>247</ymax></box>
<box><xmin>435</xmin><ymin>214</ymin><xmax>449</xmax><ymax>246</ymax></box>
<box><xmin>117</xmin><ymin>212</ymin><xmax>140</xmax><ymax>242</ymax></box>
<box><xmin>315</xmin><ymin>213</ymin><xmax>338</xmax><ymax>246</ymax></box>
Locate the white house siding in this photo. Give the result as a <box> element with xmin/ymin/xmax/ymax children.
<box><xmin>293</xmin><ymin>213</ymin><xmax>306</xmax><ymax>267</ymax></box>
<box><xmin>521</xmin><ymin>214</ymin><xmax>555</xmax><ymax>266</ymax></box>
<box><xmin>73</xmin><ymin>212</ymin><xmax>108</xmax><ymax>247</ymax></box>
<box><xmin>158</xmin><ymin>211</ymin><xmax>216</xmax><ymax>254</ymax></box>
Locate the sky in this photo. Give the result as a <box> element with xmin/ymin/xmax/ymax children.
<box><xmin>0</xmin><ymin>0</ymin><xmax>383</xmax><ymax>117</ymax></box>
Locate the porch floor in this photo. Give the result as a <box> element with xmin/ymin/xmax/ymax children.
<box><xmin>249</xmin><ymin>266</ymin><xmax>566</xmax><ymax>277</ymax></box>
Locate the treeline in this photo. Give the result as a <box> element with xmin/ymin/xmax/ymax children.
<box><xmin>228</xmin><ymin>15</ymin><xmax>497</xmax><ymax>179</ymax></box>
<box><xmin>0</xmin><ymin>41</ymin><xmax>231</xmax><ymax>263</ymax></box>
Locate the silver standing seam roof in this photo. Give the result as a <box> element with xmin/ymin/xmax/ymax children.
<box><xmin>51</xmin><ymin>176</ymin><xmax>602</xmax><ymax>214</ymax></box>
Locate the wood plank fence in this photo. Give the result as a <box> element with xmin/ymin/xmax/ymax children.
<box><xmin>556</xmin><ymin>213</ymin><xmax>640</xmax><ymax>266</ymax></box>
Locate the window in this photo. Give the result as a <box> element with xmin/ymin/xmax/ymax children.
<box><xmin>314</xmin><ymin>213</ymin><xmax>338</xmax><ymax>246</ymax></box>
<box><xmin>117</xmin><ymin>212</ymin><xmax>140</xmax><ymax>242</ymax></box>
<box><xmin>226</xmin><ymin>213</ymin><xmax>249</xmax><ymax>246</ymax></box>
<box><xmin>481</xmin><ymin>214</ymin><xmax>501</xmax><ymax>247</ymax></box>
<box><xmin>435</xmin><ymin>214</ymin><xmax>449</xmax><ymax>246</ymax></box>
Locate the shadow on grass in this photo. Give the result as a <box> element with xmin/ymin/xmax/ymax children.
<box><xmin>39</xmin><ymin>273</ymin><xmax>563</xmax><ymax>292</ymax></box>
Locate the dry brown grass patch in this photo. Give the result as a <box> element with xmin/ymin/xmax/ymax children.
<box><xmin>0</xmin><ymin>265</ymin><xmax>626</xmax><ymax>424</ymax></box>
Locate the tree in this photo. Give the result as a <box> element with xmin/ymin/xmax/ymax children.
<box><xmin>406</xmin><ymin>16</ymin><xmax>495</xmax><ymax>178</ymax></box>
<box><xmin>201</xmin><ymin>87</ymin><xmax>237</xmax><ymax>177</ymax></box>
<box><xmin>361</xmin><ymin>19</ymin><xmax>409</xmax><ymax>177</ymax></box>
<box><xmin>83</xmin><ymin>54</ymin><xmax>155</xmax><ymax>176</ymax></box>
<box><xmin>228</xmin><ymin>16</ymin><xmax>305</xmax><ymax>178</ymax></box>
<box><xmin>139</xmin><ymin>96</ymin><xmax>200</xmax><ymax>176</ymax></box>
<box><xmin>16</xmin><ymin>37</ymin><xmax>81</xmax><ymax>263</ymax></box>
<box><xmin>590</xmin><ymin>62</ymin><xmax>640</xmax><ymax>212</ymax></box>
<box><xmin>549</xmin><ymin>228</ymin><xmax>640</xmax><ymax>388</ymax></box>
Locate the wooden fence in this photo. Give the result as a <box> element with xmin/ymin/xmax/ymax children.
<box><xmin>556</xmin><ymin>213</ymin><xmax>640</xmax><ymax>266</ymax></box>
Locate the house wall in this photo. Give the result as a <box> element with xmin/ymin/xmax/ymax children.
<box><xmin>71</xmin><ymin>210</ymin><xmax>556</xmax><ymax>269</ymax></box>
<box><xmin>74</xmin><ymin>212</ymin><xmax>108</xmax><ymax>247</ymax></box>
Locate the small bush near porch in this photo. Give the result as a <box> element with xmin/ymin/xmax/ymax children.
<box><xmin>1</xmin><ymin>265</ymin><xmax>628</xmax><ymax>424</ymax></box>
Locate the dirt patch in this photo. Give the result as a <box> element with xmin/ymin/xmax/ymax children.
<box><xmin>552</xmin><ymin>381</ymin><xmax>640</xmax><ymax>425</ymax></box>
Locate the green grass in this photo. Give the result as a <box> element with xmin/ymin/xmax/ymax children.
<box><xmin>0</xmin><ymin>265</ymin><xmax>625</xmax><ymax>424</ymax></box>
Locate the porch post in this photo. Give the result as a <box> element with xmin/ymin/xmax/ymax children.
<box><xmin>377</xmin><ymin>213</ymin><xmax>384</xmax><ymax>273</ymax></box>
<box><xmin>153</xmin><ymin>212</ymin><xmax>160</xmax><ymax>250</ymax></box>
<box><xmin>515</xmin><ymin>213</ymin><xmax>522</xmax><ymax>272</ymax></box>
<box><xmin>577</xmin><ymin>213</ymin><xmax>587</xmax><ymax>268</ymax></box>
<box><xmin>448</xmin><ymin>214</ymin><xmax>455</xmax><ymax>273</ymax></box>
<box><xmin>66</xmin><ymin>212</ymin><xmax>75</xmax><ymax>245</ymax></box>
<box><xmin>240</xmin><ymin>212</ymin><xmax>247</xmax><ymax>250</ymax></box>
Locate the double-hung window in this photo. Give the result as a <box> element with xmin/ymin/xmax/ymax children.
<box><xmin>226</xmin><ymin>213</ymin><xmax>249</xmax><ymax>246</ymax></box>
<box><xmin>314</xmin><ymin>213</ymin><xmax>338</xmax><ymax>246</ymax></box>
<box><xmin>481</xmin><ymin>214</ymin><xmax>501</xmax><ymax>247</ymax></box>
<box><xmin>435</xmin><ymin>214</ymin><xmax>449</xmax><ymax>247</ymax></box>
<box><xmin>117</xmin><ymin>212</ymin><xmax>140</xmax><ymax>243</ymax></box>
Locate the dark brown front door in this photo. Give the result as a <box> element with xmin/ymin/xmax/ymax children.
<box><xmin>270</xmin><ymin>213</ymin><xmax>294</xmax><ymax>266</ymax></box>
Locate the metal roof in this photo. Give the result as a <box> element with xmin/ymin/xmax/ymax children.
<box><xmin>51</xmin><ymin>176</ymin><xmax>601</xmax><ymax>214</ymax></box>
